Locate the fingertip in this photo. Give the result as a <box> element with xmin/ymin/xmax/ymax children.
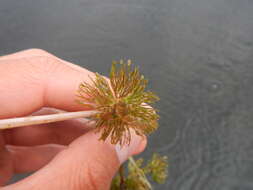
<box><xmin>133</xmin><ymin>136</ymin><xmax>147</xmax><ymax>155</ymax></box>
<box><xmin>115</xmin><ymin>133</ymin><xmax>147</xmax><ymax>164</ymax></box>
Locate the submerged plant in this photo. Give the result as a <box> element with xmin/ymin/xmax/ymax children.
<box><xmin>111</xmin><ymin>153</ymin><xmax>168</xmax><ymax>190</ymax></box>
<box><xmin>77</xmin><ymin>60</ymin><xmax>168</xmax><ymax>189</ymax></box>
<box><xmin>78</xmin><ymin>60</ymin><xmax>159</xmax><ymax>146</ymax></box>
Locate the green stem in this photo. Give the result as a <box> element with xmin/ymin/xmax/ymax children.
<box><xmin>128</xmin><ymin>156</ymin><xmax>153</xmax><ymax>190</ymax></box>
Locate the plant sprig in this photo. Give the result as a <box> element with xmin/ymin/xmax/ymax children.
<box><xmin>78</xmin><ymin>60</ymin><xmax>159</xmax><ymax>146</ymax></box>
<box><xmin>111</xmin><ymin>154</ymin><xmax>168</xmax><ymax>190</ymax></box>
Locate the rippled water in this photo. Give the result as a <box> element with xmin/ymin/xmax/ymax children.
<box><xmin>1</xmin><ymin>0</ymin><xmax>253</xmax><ymax>189</ymax></box>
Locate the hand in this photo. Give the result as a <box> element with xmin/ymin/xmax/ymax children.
<box><xmin>0</xmin><ymin>49</ymin><xmax>146</xmax><ymax>190</ymax></box>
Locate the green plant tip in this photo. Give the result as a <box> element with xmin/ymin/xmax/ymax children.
<box><xmin>78</xmin><ymin>60</ymin><xmax>159</xmax><ymax>146</ymax></box>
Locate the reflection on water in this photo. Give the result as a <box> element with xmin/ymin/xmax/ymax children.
<box><xmin>1</xmin><ymin>0</ymin><xmax>253</xmax><ymax>189</ymax></box>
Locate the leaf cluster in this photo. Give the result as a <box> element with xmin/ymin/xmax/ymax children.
<box><xmin>78</xmin><ymin>60</ymin><xmax>159</xmax><ymax>145</ymax></box>
<box><xmin>111</xmin><ymin>153</ymin><xmax>168</xmax><ymax>190</ymax></box>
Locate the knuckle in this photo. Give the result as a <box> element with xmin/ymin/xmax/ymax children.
<box><xmin>37</xmin><ymin>56</ymin><xmax>60</xmax><ymax>72</ymax></box>
<box><xmin>25</xmin><ymin>48</ymin><xmax>52</xmax><ymax>57</ymax></box>
<box><xmin>29</xmin><ymin>56</ymin><xmax>65</xmax><ymax>76</ymax></box>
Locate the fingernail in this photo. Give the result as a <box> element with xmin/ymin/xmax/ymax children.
<box><xmin>115</xmin><ymin>135</ymin><xmax>144</xmax><ymax>164</ymax></box>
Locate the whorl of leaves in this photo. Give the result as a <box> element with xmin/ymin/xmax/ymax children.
<box><xmin>78</xmin><ymin>60</ymin><xmax>159</xmax><ymax>145</ymax></box>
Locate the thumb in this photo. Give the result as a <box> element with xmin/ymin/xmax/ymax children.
<box><xmin>5</xmin><ymin>130</ymin><xmax>146</xmax><ymax>190</ymax></box>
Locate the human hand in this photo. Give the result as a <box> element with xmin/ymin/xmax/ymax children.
<box><xmin>0</xmin><ymin>49</ymin><xmax>146</xmax><ymax>190</ymax></box>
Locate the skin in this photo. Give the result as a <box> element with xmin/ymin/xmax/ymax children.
<box><xmin>0</xmin><ymin>49</ymin><xmax>147</xmax><ymax>190</ymax></box>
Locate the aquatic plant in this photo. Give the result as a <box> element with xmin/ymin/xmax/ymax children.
<box><xmin>78</xmin><ymin>60</ymin><xmax>159</xmax><ymax>146</ymax></box>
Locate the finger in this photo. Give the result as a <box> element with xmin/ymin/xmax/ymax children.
<box><xmin>0</xmin><ymin>49</ymin><xmax>84</xmax><ymax>72</ymax></box>
<box><xmin>6</xmin><ymin>144</ymin><xmax>65</xmax><ymax>173</ymax></box>
<box><xmin>0</xmin><ymin>49</ymin><xmax>50</xmax><ymax>60</ymax></box>
<box><xmin>0</xmin><ymin>49</ymin><xmax>95</xmax><ymax>118</ymax></box>
<box><xmin>3</xmin><ymin>131</ymin><xmax>146</xmax><ymax>190</ymax></box>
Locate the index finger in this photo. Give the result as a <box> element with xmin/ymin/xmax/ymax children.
<box><xmin>0</xmin><ymin>50</ymin><xmax>95</xmax><ymax>119</ymax></box>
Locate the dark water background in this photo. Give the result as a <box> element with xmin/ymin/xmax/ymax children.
<box><xmin>1</xmin><ymin>0</ymin><xmax>253</xmax><ymax>189</ymax></box>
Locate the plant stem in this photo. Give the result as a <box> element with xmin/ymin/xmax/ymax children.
<box><xmin>0</xmin><ymin>110</ymin><xmax>98</xmax><ymax>129</ymax></box>
<box><xmin>128</xmin><ymin>156</ymin><xmax>153</xmax><ymax>190</ymax></box>
<box><xmin>119</xmin><ymin>165</ymin><xmax>126</xmax><ymax>190</ymax></box>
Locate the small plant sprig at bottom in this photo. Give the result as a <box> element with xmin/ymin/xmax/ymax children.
<box><xmin>111</xmin><ymin>153</ymin><xmax>168</xmax><ymax>190</ymax></box>
<box><xmin>77</xmin><ymin>60</ymin><xmax>168</xmax><ymax>189</ymax></box>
